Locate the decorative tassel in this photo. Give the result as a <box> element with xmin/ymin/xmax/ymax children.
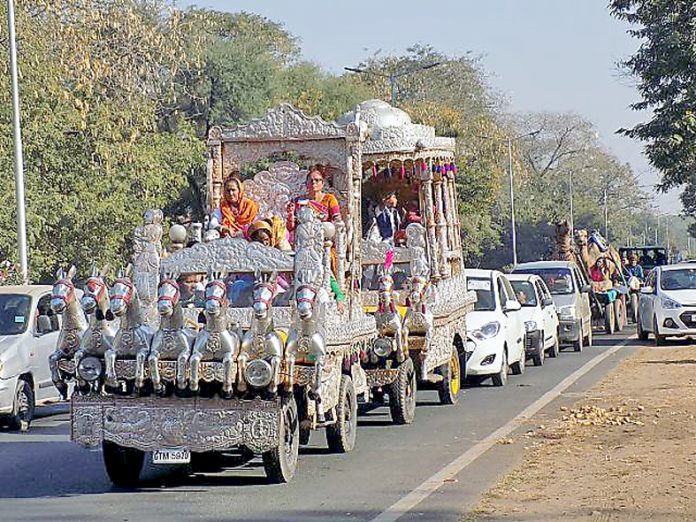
<box><xmin>384</xmin><ymin>250</ymin><xmax>394</xmax><ymax>272</ymax></box>
<box><xmin>372</xmin><ymin>164</ymin><xmax>377</xmax><ymax>177</ymax></box>
<box><xmin>400</xmin><ymin>164</ymin><xmax>406</xmax><ymax>180</ymax></box>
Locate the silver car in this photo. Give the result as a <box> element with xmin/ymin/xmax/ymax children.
<box><xmin>512</xmin><ymin>261</ymin><xmax>592</xmax><ymax>351</ymax></box>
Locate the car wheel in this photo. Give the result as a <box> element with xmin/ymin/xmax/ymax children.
<box><xmin>491</xmin><ymin>348</ymin><xmax>508</xmax><ymax>387</ymax></box>
<box><xmin>636</xmin><ymin>311</ymin><xmax>649</xmax><ymax>341</ymax></box>
<box><xmin>573</xmin><ymin>326</ymin><xmax>584</xmax><ymax>352</ymax></box>
<box><xmin>604</xmin><ymin>302</ymin><xmax>615</xmax><ymax>334</ymax></box>
<box><xmin>7</xmin><ymin>379</ymin><xmax>34</xmax><ymax>432</ymax></box>
<box><xmin>510</xmin><ymin>344</ymin><xmax>525</xmax><ymax>375</ymax></box>
<box><xmin>548</xmin><ymin>332</ymin><xmax>560</xmax><ymax>358</ymax></box>
<box><xmin>653</xmin><ymin>316</ymin><xmax>666</xmax><ymax>346</ymax></box>
<box><xmin>532</xmin><ymin>332</ymin><xmax>544</xmax><ymax>366</ymax></box>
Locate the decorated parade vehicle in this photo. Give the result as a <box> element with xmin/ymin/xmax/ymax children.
<box><xmin>340</xmin><ymin>100</ymin><xmax>475</xmax><ymax>420</ymax></box>
<box><xmin>65</xmin><ymin>104</ymin><xmax>376</xmax><ymax>485</ymax></box>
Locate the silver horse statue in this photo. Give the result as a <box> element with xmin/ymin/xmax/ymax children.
<box><xmin>238</xmin><ymin>269</ymin><xmax>289</xmax><ymax>396</ymax></box>
<box><xmin>374</xmin><ymin>268</ymin><xmax>405</xmax><ymax>363</ymax></box>
<box><xmin>74</xmin><ymin>264</ymin><xmax>117</xmax><ymax>392</ymax></box>
<box><xmin>402</xmin><ymin>275</ymin><xmax>434</xmax><ymax>380</ymax></box>
<box><xmin>104</xmin><ymin>265</ymin><xmax>154</xmax><ymax>392</ymax></box>
<box><xmin>148</xmin><ymin>275</ymin><xmax>195</xmax><ymax>395</ymax></box>
<box><xmin>49</xmin><ymin>265</ymin><xmax>88</xmax><ymax>399</ymax></box>
<box><xmin>286</xmin><ymin>204</ymin><xmax>330</xmax><ymax>422</ymax></box>
<box><xmin>190</xmin><ymin>273</ymin><xmax>239</xmax><ymax>398</ymax></box>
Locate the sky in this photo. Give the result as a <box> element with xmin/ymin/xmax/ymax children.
<box><xmin>181</xmin><ymin>0</ymin><xmax>679</xmax><ymax>213</ymax></box>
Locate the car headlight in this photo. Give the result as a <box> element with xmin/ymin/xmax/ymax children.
<box><xmin>662</xmin><ymin>297</ymin><xmax>682</xmax><ymax>310</ymax></box>
<box><xmin>245</xmin><ymin>359</ymin><xmax>273</xmax><ymax>388</ymax></box>
<box><xmin>471</xmin><ymin>321</ymin><xmax>500</xmax><ymax>341</ymax></box>
<box><xmin>558</xmin><ymin>305</ymin><xmax>576</xmax><ymax>319</ymax></box>
<box><xmin>373</xmin><ymin>337</ymin><xmax>394</xmax><ymax>358</ymax></box>
<box><xmin>524</xmin><ymin>320</ymin><xmax>537</xmax><ymax>332</ymax></box>
<box><xmin>77</xmin><ymin>357</ymin><xmax>102</xmax><ymax>382</ymax></box>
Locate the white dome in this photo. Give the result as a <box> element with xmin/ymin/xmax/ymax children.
<box><xmin>338</xmin><ymin>99</ymin><xmax>412</xmax><ymax>131</ymax></box>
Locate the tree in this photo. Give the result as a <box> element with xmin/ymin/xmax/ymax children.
<box><xmin>610</xmin><ymin>1</ymin><xmax>696</xmax><ymax>217</ymax></box>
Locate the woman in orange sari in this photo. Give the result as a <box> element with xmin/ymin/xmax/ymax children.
<box><xmin>286</xmin><ymin>165</ymin><xmax>341</xmax><ymax>278</ymax></box>
<box><xmin>209</xmin><ymin>176</ymin><xmax>259</xmax><ymax>237</ymax></box>
<box><xmin>286</xmin><ymin>166</ymin><xmax>340</xmax><ymax>231</ymax></box>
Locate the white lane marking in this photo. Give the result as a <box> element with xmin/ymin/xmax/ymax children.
<box><xmin>0</xmin><ymin>434</ymin><xmax>70</xmax><ymax>443</ymax></box>
<box><xmin>370</xmin><ymin>338</ymin><xmax>633</xmax><ymax>522</ymax></box>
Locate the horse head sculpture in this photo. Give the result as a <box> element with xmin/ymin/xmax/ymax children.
<box><xmin>238</xmin><ymin>269</ymin><xmax>287</xmax><ymax>396</ymax></box>
<box><xmin>402</xmin><ymin>274</ymin><xmax>434</xmax><ymax>381</ymax></box>
<box><xmin>148</xmin><ymin>274</ymin><xmax>194</xmax><ymax>395</ymax></box>
<box><xmin>374</xmin><ymin>258</ymin><xmax>405</xmax><ymax>363</ymax></box>
<box><xmin>74</xmin><ymin>264</ymin><xmax>116</xmax><ymax>393</ymax></box>
<box><xmin>48</xmin><ymin>265</ymin><xmax>88</xmax><ymax>399</ymax></box>
<box><xmin>103</xmin><ymin>264</ymin><xmax>154</xmax><ymax>393</ymax></box>
<box><xmin>190</xmin><ymin>271</ymin><xmax>239</xmax><ymax>398</ymax></box>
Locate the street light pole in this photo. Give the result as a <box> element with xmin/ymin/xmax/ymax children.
<box><xmin>344</xmin><ymin>62</ymin><xmax>441</xmax><ymax>106</ymax></box>
<box><xmin>603</xmin><ymin>188</ymin><xmax>608</xmax><ymax>240</ymax></box>
<box><xmin>507</xmin><ymin>138</ymin><xmax>517</xmax><ymax>266</ymax></box>
<box><xmin>569</xmin><ymin>171</ymin><xmax>574</xmax><ymax>234</ymax></box>
<box><xmin>7</xmin><ymin>0</ymin><xmax>28</xmax><ymax>284</ymax></box>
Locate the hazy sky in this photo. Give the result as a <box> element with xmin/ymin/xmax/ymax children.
<box><xmin>181</xmin><ymin>0</ymin><xmax>679</xmax><ymax>212</ymax></box>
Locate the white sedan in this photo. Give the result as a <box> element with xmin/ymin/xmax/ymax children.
<box><xmin>465</xmin><ymin>269</ymin><xmax>526</xmax><ymax>386</ymax></box>
<box><xmin>637</xmin><ymin>264</ymin><xmax>696</xmax><ymax>345</ymax></box>
<box><xmin>507</xmin><ymin>274</ymin><xmax>560</xmax><ymax>366</ymax></box>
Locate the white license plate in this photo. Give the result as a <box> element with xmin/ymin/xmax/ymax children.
<box><xmin>152</xmin><ymin>449</ymin><xmax>191</xmax><ymax>465</ymax></box>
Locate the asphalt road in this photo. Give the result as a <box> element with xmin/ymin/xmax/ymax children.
<box><xmin>0</xmin><ymin>331</ymin><xmax>644</xmax><ymax>522</ymax></box>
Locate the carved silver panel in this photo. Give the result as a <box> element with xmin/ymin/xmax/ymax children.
<box><xmin>161</xmin><ymin>237</ymin><xmax>294</xmax><ymax>275</ymax></box>
<box><xmin>71</xmin><ymin>396</ymin><xmax>282</xmax><ymax>453</ymax></box>
<box><xmin>361</xmin><ymin>241</ymin><xmax>413</xmax><ymax>265</ymax></box>
<box><xmin>365</xmin><ymin>368</ymin><xmax>400</xmax><ymax>388</ymax></box>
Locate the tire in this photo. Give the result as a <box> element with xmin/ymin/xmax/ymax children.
<box><xmin>604</xmin><ymin>302</ymin><xmax>615</xmax><ymax>335</ymax></box>
<box><xmin>573</xmin><ymin>326</ymin><xmax>584</xmax><ymax>352</ymax></box>
<box><xmin>437</xmin><ymin>351</ymin><xmax>461</xmax><ymax>406</ymax></box>
<box><xmin>614</xmin><ymin>297</ymin><xmax>625</xmax><ymax>332</ymax></box>
<box><xmin>510</xmin><ymin>346</ymin><xmax>525</xmax><ymax>375</ymax></box>
<box><xmin>548</xmin><ymin>333</ymin><xmax>560</xmax><ymax>358</ymax></box>
<box><xmin>585</xmin><ymin>323</ymin><xmax>593</xmax><ymax>348</ymax></box>
<box><xmin>7</xmin><ymin>378</ymin><xmax>34</xmax><ymax>432</ymax></box>
<box><xmin>263</xmin><ymin>395</ymin><xmax>299</xmax><ymax>483</ymax></box>
<box><xmin>630</xmin><ymin>293</ymin><xmax>639</xmax><ymax>323</ymax></box>
<box><xmin>103</xmin><ymin>441</ymin><xmax>145</xmax><ymax>487</ymax></box>
<box><xmin>389</xmin><ymin>358</ymin><xmax>417</xmax><ymax>424</ymax></box>
<box><xmin>532</xmin><ymin>333</ymin><xmax>544</xmax><ymax>366</ymax></box>
<box><xmin>654</xmin><ymin>316</ymin><xmax>666</xmax><ymax>346</ymax></box>
<box><xmin>637</xmin><ymin>312</ymin><xmax>649</xmax><ymax>341</ymax></box>
<box><xmin>326</xmin><ymin>375</ymin><xmax>357</xmax><ymax>453</ymax></box>
<box><xmin>299</xmin><ymin>427</ymin><xmax>311</xmax><ymax>446</ymax></box>
<box><xmin>491</xmin><ymin>349</ymin><xmax>508</xmax><ymax>387</ymax></box>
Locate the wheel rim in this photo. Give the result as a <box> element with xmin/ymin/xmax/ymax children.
<box><xmin>450</xmin><ymin>353</ymin><xmax>460</xmax><ymax>396</ymax></box>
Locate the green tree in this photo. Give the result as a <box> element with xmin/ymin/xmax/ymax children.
<box><xmin>610</xmin><ymin>1</ymin><xmax>696</xmax><ymax>218</ymax></box>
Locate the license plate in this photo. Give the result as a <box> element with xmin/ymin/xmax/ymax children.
<box><xmin>152</xmin><ymin>449</ymin><xmax>191</xmax><ymax>465</ymax></box>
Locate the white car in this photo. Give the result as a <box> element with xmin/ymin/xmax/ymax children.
<box><xmin>637</xmin><ymin>264</ymin><xmax>696</xmax><ymax>345</ymax></box>
<box><xmin>465</xmin><ymin>269</ymin><xmax>526</xmax><ymax>386</ymax></box>
<box><xmin>507</xmin><ymin>274</ymin><xmax>560</xmax><ymax>366</ymax></box>
<box><xmin>0</xmin><ymin>285</ymin><xmax>65</xmax><ymax>430</ymax></box>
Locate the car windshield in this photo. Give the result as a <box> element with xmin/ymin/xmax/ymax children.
<box><xmin>510</xmin><ymin>281</ymin><xmax>537</xmax><ymax>307</ymax></box>
<box><xmin>660</xmin><ymin>268</ymin><xmax>696</xmax><ymax>291</ymax></box>
<box><xmin>516</xmin><ymin>268</ymin><xmax>575</xmax><ymax>295</ymax></box>
<box><xmin>0</xmin><ymin>294</ymin><xmax>32</xmax><ymax>335</ymax></box>
<box><xmin>468</xmin><ymin>278</ymin><xmax>495</xmax><ymax>312</ymax></box>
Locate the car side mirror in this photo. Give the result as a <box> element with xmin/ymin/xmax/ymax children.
<box><xmin>504</xmin><ymin>299</ymin><xmax>522</xmax><ymax>312</ymax></box>
<box><xmin>581</xmin><ymin>284</ymin><xmax>591</xmax><ymax>293</ymax></box>
<box><xmin>640</xmin><ymin>286</ymin><xmax>654</xmax><ymax>295</ymax></box>
<box><xmin>36</xmin><ymin>315</ymin><xmax>52</xmax><ymax>335</ymax></box>
<box><xmin>542</xmin><ymin>297</ymin><xmax>554</xmax><ymax>307</ymax></box>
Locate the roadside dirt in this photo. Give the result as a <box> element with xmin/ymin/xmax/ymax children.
<box><xmin>465</xmin><ymin>342</ymin><xmax>696</xmax><ymax>522</ymax></box>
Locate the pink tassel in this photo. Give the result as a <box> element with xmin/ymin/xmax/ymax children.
<box><xmin>400</xmin><ymin>164</ymin><xmax>406</xmax><ymax>180</ymax></box>
<box><xmin>384</xmin><ymin>250</ymin><xmax>394</xmax><ymax>272</ymax></box>
<box><xmin>372</xmin><ymin>164</ymin><xmax>377</xmax><ymax>177</ymax></box>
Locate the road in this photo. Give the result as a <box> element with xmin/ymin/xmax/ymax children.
<box><xmin>0</xmin><ymin>332</ymin><xmax>641</xmax><ymax>522</ymax></box>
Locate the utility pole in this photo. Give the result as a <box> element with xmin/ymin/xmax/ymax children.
<box><xmin>7</xmin><ymin>0</ymin><xmax>28</xmax><ymax>284</ymax></box>
<box><xmin>569</xmin><ymin>170</ymin><xmax>574</xmax><ymax>234</ymax></box>
<box><xmin>603</xmin><ymin>188</ymin><xmax>609</xmax><ymax>240</ymax></box>
<box><xmin>656</xmin><ymin>213</ymin><xmax>660</xmax><ymax>244</ymax></box>
<box><xmin>508</xmin><ymin>138</ymin><xmax>517</xmax><ymax>266</ymax></box>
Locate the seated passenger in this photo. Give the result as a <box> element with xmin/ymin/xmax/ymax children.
<box><xmin>286</xmin><ymin>165</ymin><xmax>341</xmax><ymax>231</ymax></box>
<box><xmin>374</xmin><ymin>191</ymin><xmax>402</xmax><ymax>245</ymax></box>
<box><xmin>247</xmin><ymin>216</ymin><xmax>292</xmax><ymax>251</ymax></box>
<box><xmin>209</xmin><ymin>176</ymin><xmax>259</xmax><ymax>238</ymax></box>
